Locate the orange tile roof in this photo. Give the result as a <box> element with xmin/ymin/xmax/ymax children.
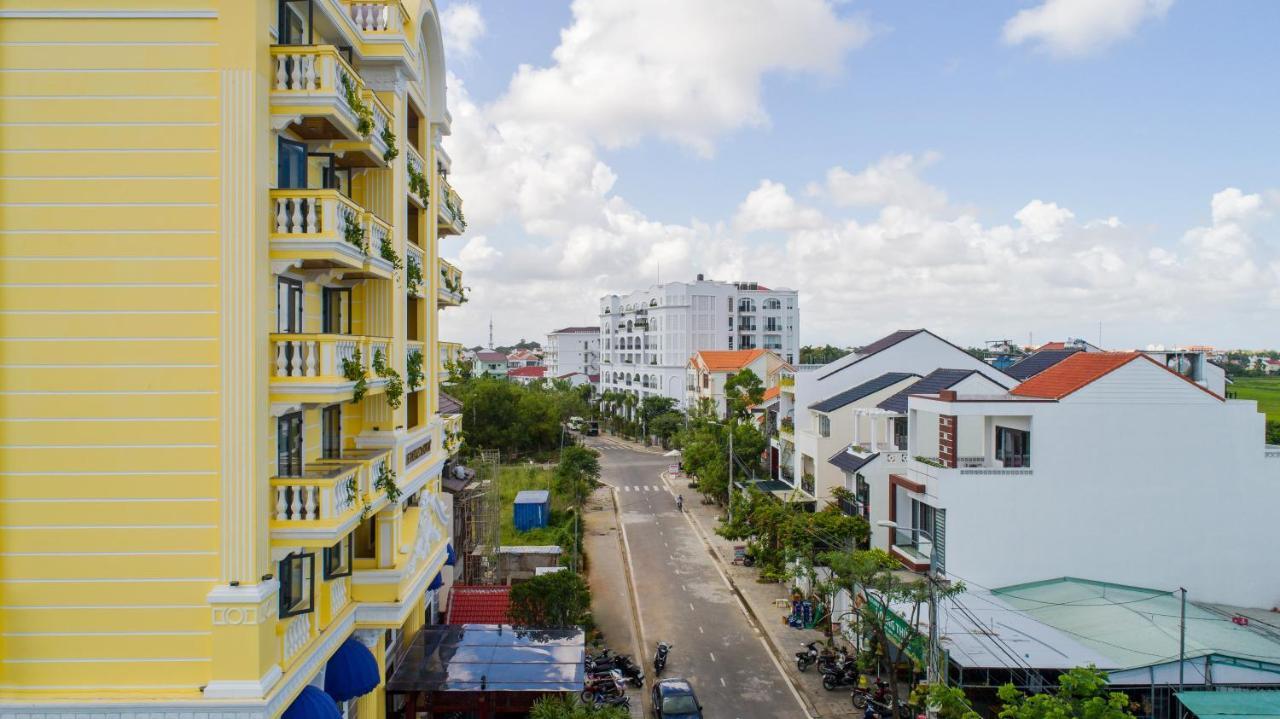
<box><xmin>1010</xmin><ymin>352</ymin><xmax>1140</xmax><ymax>399</ymax></box>
<box><xmin>1037</xmin><ymin>341</ymin><xmax>1067</xmax><ymax>351</ymax></box>
<box><xmin>693</xmin><ymin>348</ymin><xmax>767</xmax><ymax>371</ymax></box>
<box><xmin>761</xmin><ymin>386</ymin><xmax>781</xmax><ymax>402</ymax></box>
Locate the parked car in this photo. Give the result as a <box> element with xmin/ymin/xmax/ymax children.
<box><xmin>652</xmin><ymin>678</ymin><xmax>703</xmax><ymax>718</ymax></box>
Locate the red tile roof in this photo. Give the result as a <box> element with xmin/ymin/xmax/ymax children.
<box><xmin>507</xmin><ymin>366</ymin><xmax>546</xmax><ymax>378</ymax></box>
<box><xmin>1011</xmin><ymin>352</ymin><xmax>1140</xmax><ymax>399</ymax></box>
<box><xmin>692</xmin><ymin>349</ymin><xmax>767</xmax><ymax>371</ymax></box>
<box><xmin>1010</xmin><ymin>351</ymin><xmax>1222</xmax><ymax>401</ymax></box>
<box><xmin>761</xmin><ymin>386</ymin><xmax>781</xmax><ymax>402</ymax></box>
<box><xmin>1036</xmin><ymin>341</ymin><xmax>1067</xmax><ymax>351</ymax></box>
<box><xmin>446</xmin><ymin>585</ymin><xmax>512</xmax><ymax>624</ymax></box>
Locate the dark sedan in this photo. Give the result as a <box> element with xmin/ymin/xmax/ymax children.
<box><xmin>652</xmin><ymin>677</ymin><xmax>703</xmax><ymax>718</ymax></box>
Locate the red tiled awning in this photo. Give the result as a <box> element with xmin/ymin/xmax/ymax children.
<box><xmin>446</xmin><ymin>585</ymin><xmax>512</xmax><ymax>624</ymax></box>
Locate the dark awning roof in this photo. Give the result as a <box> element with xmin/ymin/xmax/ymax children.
<box><xmin>828</xmin><ymin>447</ymin><xmax>878</xmax><ymax>473</ymax></box>
<box><xmin>324</xmin><ymin>638</ymin><xmax>380</xmax><ymax>702</ymax></box>
<box><xmin>439</xmin><ymin>391</ymin><xmax>463</xmax><ymax>415</ymax></box>
<box><xmin>1005</xmin><ymin>348</ymin><xmax>1081</xmax><ymax>381</ymax></box>
<box><xmin>283</xmin><ymin>686</ymin><xmax>341</xmax><ymax>719</ymax></box>
<box><xmin>809</xmin><ymin>372</ymin><xmax>918</xmax><ymax>413</ymax></box>
<box><xmin>876</xmin><ymin>368</ymin><xmax>979</xmax><ymax>414</ymax></box>
<box><xmin>385</xmin><ymin>624</ymin><xmax>585</xmax><ymax>693</ymax></box>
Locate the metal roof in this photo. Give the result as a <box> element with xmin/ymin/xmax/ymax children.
<box><xmin>828</xmin><ymin>447</ymin><xmax>878</xmax><ymax>473</ymax></box>
<box><xmin>808</xmin><ymin>372</ymin><xmax>918</xmax><ymax>413</ymax></box>
<box><xmin>876</xmin><ymin>368</ymin><xmax>979</xmax><ymax>413</ymax></box>
<box><xmin>513</xmin><ymin>490</ymin><xmax>549</xmax><ymax>504</ymax></box>
<box><xmin>385</xmin><ymin>625</ymin><xmax>585</xmax><ymax>693</ymax></box>
<box><xmin>1177</xmin><ymin>690</ymin><xmax>1280</xmax><ymax>719</ymax></box>
<box><xmin>1004</xmin><ymin>348</ymin><xmax>1081</xmax><ymax>380</ymax></box>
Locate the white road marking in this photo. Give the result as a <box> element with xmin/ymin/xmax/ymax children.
<box><xmin>699</xmin><ymin>626</ymin><xmax>704</xmax><ymax>634</ymax></box>
<box><xmin>689</xmin><ymin>602</ymin><xmax>695</xmax><ymax>612</ymax></box>
<box><xmin>720</xmin><ymin>677</ymin><xmax>727</xmax><ymax>687</ymax></box>
<box><xmin>709</xmin><ymin>652</ymin><xmax>717</xmax><ymax>662</ymax></box>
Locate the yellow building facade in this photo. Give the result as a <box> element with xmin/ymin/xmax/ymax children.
<box><xmin>0</xmin><ymin>1</ymin><xmax>465</xmax><ymax>716</ymax></box>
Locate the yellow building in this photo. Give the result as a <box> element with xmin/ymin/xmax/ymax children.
<box><xmin>0</xmin><ymin>2</ymin><xmax>466</xmax><ymax>717</ymax></box>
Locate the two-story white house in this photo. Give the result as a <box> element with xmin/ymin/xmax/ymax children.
<box><xmin>897</xmin><ymin>351</ymin><xmax>1280</xmax><ymax>608</ymax></box>
<box><xmin>686</xmin><ymin>348</ymin><xmax>789</xmax><ymax>419</ymax></box>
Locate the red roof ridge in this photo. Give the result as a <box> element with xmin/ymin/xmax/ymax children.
<box><xmin>1011</xmin><ymin>351</ymin><xmax>1223</xmax><ymax>401</ymax></box>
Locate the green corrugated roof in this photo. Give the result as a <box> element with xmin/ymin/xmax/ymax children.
<box><xmin>1177</xmin><ymin>690</ymin><xmax>1280</xmax><ymax>719</ymax></box>
<box><xmin>991</xmin><ymin>578</ymin><xmax>1280</xmax><ymax>670</ymax></box>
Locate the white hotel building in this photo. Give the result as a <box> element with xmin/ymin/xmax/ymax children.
<box><xmin>598</xmin><ymin>275</ymin><xmax>799</xmax><ymax>409</ymax></box>
<box><xmin>544</xmin><ymin>326</ymin><xmax>601</xmax><ymax>378</ymax></box>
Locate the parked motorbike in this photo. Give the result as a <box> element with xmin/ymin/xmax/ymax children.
<box><xmin>795</xmin><ymin>641</ymin><xmax>821</xmax><ymax>672</ymax></box>
<box><xmin>613</xmin><ymin>654</ymin><xmax>645</xmax><ymax>687</ymax></box>
<box><xmin>816</xmin><ymin>646</ymin><xmax>850</xmax><ymax>675</ymax></box>
<box><xmin>851</xmin><ymin>678</ymin><xmax>912</xmax><ymax>719</ymax></box>
<box><xmin>593</xmin><ymin>693</ymin><xmax>631</xmax><ymax>709</ymax></box>
<box><xmin>653</xmin><ymin>641</ymin><xmax>672</xmax><ymax>675</ymax></box>
<box><xmin>581</xmin><ymin>670</ymin><xmax>626</xmax><ymax>703</ymax></box>
<box><xmin>820</xmin><ymin>659</ymin><xmax>858</xmax><ymax>691</ymax></box>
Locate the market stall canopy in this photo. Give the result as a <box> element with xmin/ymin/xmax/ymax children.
<box><xmin>385</xmin><ymin>624</ymin><xmax>585</xmax><ymax>693</ymax></box>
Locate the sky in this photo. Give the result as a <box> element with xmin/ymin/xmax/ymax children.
<box><xmin>435</xmin><ymin>0</ymin><xmax>1280</xmax><ymax>351</ymax></box>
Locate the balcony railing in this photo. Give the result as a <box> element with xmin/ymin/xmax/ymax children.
<box><xmin>270</xmin><ymin>45</ymin><xmax>367</xmax><ymax>141</ymax></box>
<box><xmin>281</xmin><ymin>613</ymin><xmax>314</xmax><ymax>666</ymax></box>
<box><xmin>328</xmin><ymin>88</ymin><xmax>393</xmax><ymax>167</ymax></box>
<box><xmin>437</xmin><ymin>174</ymin><xmax>466</xmax><ymax>235</ymax></box>
<box><xmin>270</xmin><ymin>188</ymin><xmax>394</xmax><ymax>279</ymax></box>
<box><xmin>406</xmin><ymin>243</ymin><xmax>426</xmax><ymax>298</ymax></box>
<box><xmin>438</xmin><ymin>259</ymin><xmax>464</xmax><ymax>306</ymax></box>
<box><xmin>344</xmin><ymin>1</ymin><xmax>410</xmax><ymax>34</ymax></box>
<box><xmin>272</xmin><ymin>464</ymin><xmax>360</xmax><ymax>523</ymax></box>
<box><xmin>269</xmin><ymin>334</ymin><xmax>392</xmax><ymax>403</ymax></box>
<box><xmin>406</xmin><ymin>144</ymin><xmax>428</xmax><ymax>207</ymax></box>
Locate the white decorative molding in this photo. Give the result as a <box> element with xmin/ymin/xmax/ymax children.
<box><xmin>269</xmin><ymin>402</ymin><xmax>303</xmax><ymax>418</ymax></box>
<box><xmin>0</xmin><ymin>9</ymin><xmax>217</xmax><ymax>18</ymax></box>
<box><xmin>271</xmin><ymin>258</ymin><xmax>304</xmax><ymax>275</ymax></box>
<box><xmin>202</xmin><ymin>665</ymin><xmax>283</xmax><ymax>700</ymax></box>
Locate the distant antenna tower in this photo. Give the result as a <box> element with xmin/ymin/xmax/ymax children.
<box><xmin>488</xmin><ymin>316</ymin><xmax>494</xmax><ymax>350</ymax></box>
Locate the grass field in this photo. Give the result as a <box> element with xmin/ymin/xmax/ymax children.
<box><xmin>496</xmin><ymin>464</ymin><xmax>577</xmax><ymax>556</ymax></box>
<box><xmin>1231</xmin><ymin>376</ymin><xmax>1280</xmax><ymax>422</ymax></box>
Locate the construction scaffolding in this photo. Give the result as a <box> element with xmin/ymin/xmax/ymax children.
<box><xmin>459</xmin><ymin>449</ymin><xmax>501</xmax><ymax>585</ymax></box>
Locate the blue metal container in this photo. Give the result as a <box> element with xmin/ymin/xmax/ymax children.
<box><xmin>513</xmin><ymin>490</ymin><xmax>550</xmax><ymax>532</ymax></box>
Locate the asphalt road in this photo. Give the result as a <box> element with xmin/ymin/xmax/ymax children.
<box><xmin>588</xmin><ymin>436</ymin><xmax>809</xmax><ymax>719</ymax></box>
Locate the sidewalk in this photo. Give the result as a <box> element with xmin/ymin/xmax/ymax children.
<box><xmin>662</xmin><ymin>470</ymin><xmax>858</xmax><ymax>719</ymax></box>
<box><xmin>582</xmin><ymin>485</ymin><xmax>646</xmax><ymax>718</ymax></box>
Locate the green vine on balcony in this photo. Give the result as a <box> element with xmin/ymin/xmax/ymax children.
<box><xmin>381</xmin><ymin>125</ymin><xmax>399</xmax><ymax>163</ymax></box>
<box><xmin>339</xmin><ymin>72</ymin><xmax>375</xmax><ymax>137</ymax></box>
<box><xmin>346</xmin><ymin>474</ymin><xmax>371</xmax><ymax>519</ymax></box>
<box><xmin>407</xmin><ymin>163</ymin><xmax>429</xmax><ymax>200</ymax></box>
<box><xmin>914</xmin><ymin>455</ymin><xmax>945</xmax><ymax>468</ymax></box>
<box><xmin>371</xmin><ymin>349</ymin><xmax>404</xmax><ymax>409</ymax></box>
<box><xmin>406</xmin><ymin>349</ymin><xmax>424</xmax><ymax>392</ymax></box>
<box><xmin>406</xmin><ymin>253</ymin><xmax>423</xmax><ymax>295</ymax></box>
<box><xmin>379</xmin><ymin>234</ymin><xmax>402</xmax><ymax>271</ymax></box>
<box><xmin>343</xmin><ymin>210</ymin><xmax>369</xmax><ymax>256</ymax></box>
<box><xmin>342</xmin><ymin>348</ymin><xmax>368</xmax><ymax>403</ymax></box>
<box><xmin>375</xmin><ymin>462</ymin><xmax>401</xmax><ymax>505</ymax></box>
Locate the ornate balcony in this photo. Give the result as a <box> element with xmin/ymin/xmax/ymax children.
<box><xmin>270</xmin><ymin>188</ymin><xmax>395</xmax><ymax>280</ymax></box>
<box><xmin>327</xmin><ymin>88</ymin><xmax>394</xmax><ymax>168</ymax></box>
<box><xmin>351</xmin><ymin>494</ymin><xmax>450</xmax><ymax>625</ymax></box>
<box><xmin>406</xmin><ymin>144</ymin><xmax>429</xmax><ymax>208</ymax></box>
<box><xmin>269</xmin><ymin>334</ymin><xmax>392</xmax><ymax>405</ymax></box>
<box><xmin>343</xmin><ymin>1</ymin><xmax>410</xmax><ymax>37</ymax></box>
<box><xmin>406</xmin><ymin>243</ymin><xmax>426</xmax><ymax>298</ymax></box>
<box><xmin>437</xmin><ymin>174</ymin><xmax>465</xmax><ymax>235</ymax></box>
<box><xmin>270</xmin><ymin>45</ymin><xmax>370</xmax><ymax>142</ymax></box>
<box><xmin>438</xmin><ymin>259</ymin><xmax>464</xmax><ymax>307</ymax></box>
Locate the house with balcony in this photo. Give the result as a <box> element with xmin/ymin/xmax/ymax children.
<box><xmin>686</xmin><ymin>349</ymin><xmax>790</xmax><ymax>418</ymax></box>
<box><xmin>895</xmin><ymin>351</ymin><xmax>1280</xmax><ymax>608</ymax></box>
<box><xmin>790</xmin><ymin>329</ymin><xmax>1017</xmax><ymax>520</ymax></box>
<box><xmin>473</xmin><ymin>350</ymin><xmax>509</xmax><ymax>377</ymax></box>
<box><xmin>0</xmin><ymin>4</ymin><xmax>467</xmax><ymax>719</ymax></box>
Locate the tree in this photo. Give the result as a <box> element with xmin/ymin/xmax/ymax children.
<box><xmin>822</xmin><ymin>548</ymin><xmax>965</xmax><ymax>714</ymax></box>
<box><xmin>997</xmin><ymin>666</ymin><xmax>1136</xmax><ymax>719</ymax></box>
<box><xmin>555</xmin><ymin>445</ymin><xmax>601</xmax><ymax>510</ymax></box>
<box><xmin>640</xmin><ymin>395</ymin><xmax>678</xmax><ymax>425</ymax></box>
<box><xmin>800</xmin><ymin>345</ymin><xmax>853</xmax><ymax>364</ymax></box>
<box><xmin>723</xmin><ymin>368</ymin><xmax>764</xmax><ymax>419</ymax></box>
<box><xmin>509</xmin><ymin>570</ymin><xmax>591</xmax><ymax>627</ymax></box>
<box><xmin>530</xmin><ymin>695</ymin><xmax>629</xmax><ymax>719</ymax></box>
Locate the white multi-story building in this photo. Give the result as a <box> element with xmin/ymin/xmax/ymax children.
<box><xmin>896</xmin><ymin>351</ymin><xmax>1280</xmax><ymax>607</ymax></box>
<box><xmin>599</xmin><ymin>275</ymin><xmax>799</xmax><ymax>409</ymax></box>
<box><xmin>545</xmin><ymin>326</ymin><xmax>600</xmax><ymax>377</ymax></box>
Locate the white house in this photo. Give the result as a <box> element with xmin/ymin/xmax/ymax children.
<box><xmin>598</xmin><ymin>275</ymin><xmax>799</xmax><ymax>410</ymax></box>
<box><xmin>545</xmin><ymin>326</ymin><xmax>599</xmax><ymax>377</ymax></box>
<box><xmin>897</xmin><ymin>351</ymin><xmax>1280</xmax><ymax>608</ymax></box>
<box><xmin>789</xmin><ymin>329</ymin><xmax>1017</xmax><ymax>504</ymax></box>
<box><xmin>686</xmin><ymin>349</ymin><xmax>789</xmax><ymax>418</ymax></box>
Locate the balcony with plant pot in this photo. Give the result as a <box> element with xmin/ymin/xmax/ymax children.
<box><xmin>270</xmin><ymin>188</ymin><xmax>396</xmax><ymax>280</ymax></box>
<box><xmin>326</xmin><ymin>87</ymin><xmax>396</xmax><ymax>168</ymax></box>
<box><xmin>438</xmin><ymin>259</ymin><xmax>465</xmax><ymax>306</ymax></box>
<box><xmin>270</xmin><ymin>44</ymin><xmax>375</xmax><ymax>143</ymax></box>
<box><xmin>268</xmin><ymin>334</ymin><xmax>394</xmax><ymax>405</ymax></box>
<box><xmin>405</xmin><ymin>242</ymin><xmax>426</xmax><ymax>298</ymax></box>
<box><xmin>340</xmin><ymin>0</ymin><xmax>412</xmax><ymax>53</ymax></box>
<box><xmin>437</xmin><ymin>174</ymin><xmax>465</xmax><ymax>235</ymax></box>
<box><xmin>406</xmin><ymin>144</ymin><xmax>429</xmax><ymax>208</ymax></box>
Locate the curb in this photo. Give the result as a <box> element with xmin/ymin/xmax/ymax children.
<box><xmin>609</xmin><ymin>485</ymin><xmax>650</xmax><ymax>715</ymax></box>
<box><xmin>660</xmin><ymin>471</ymin><xmax>821</xmax><ymax>719</ymax></box>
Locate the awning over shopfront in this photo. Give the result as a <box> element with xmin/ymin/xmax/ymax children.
<box><xmin>429</xmin><ymin>571</ymin><xmax>444</xmax><ymax>591</ymax></box>
<box><xmin>324</xmin><ymin>637</ymin><xmax>381</xmax><ymax>702</ymax></box>
<box><xmin>446</xmin><ymin>543</ymin><xmax>457</xmax><ymax>566</ymax></box>
<box><xmin>283</xmin><ymin>685</ymin><xmax>342</xmax><ymax>719</ymax></box>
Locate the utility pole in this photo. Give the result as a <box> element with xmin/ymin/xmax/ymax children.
<box><xmin>727</xmin><ymin>422</ymin><xmax>734</xmax><ymax>525</ymax></box>
<box><xmin>1179</xmin><ymin>587</ymin><xmax>1187</xmax><ymax>694</ymax></box>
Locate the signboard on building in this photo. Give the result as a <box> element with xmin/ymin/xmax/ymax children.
<box><xmin>861</xmin><ymin>592</ymin><xmax>927</xmax><ymax>665</ymax></box>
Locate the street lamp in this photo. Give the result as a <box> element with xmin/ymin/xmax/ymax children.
<box><xmin>877</xmin><ymin>520</ymin><xmax>944</xmax><ymax>692</ymax></box>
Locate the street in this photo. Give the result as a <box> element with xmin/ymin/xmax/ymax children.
<box><xmin>588</xmin><ymin>436</ymin><xmax>810</xmax><ymax>719</ymax></box>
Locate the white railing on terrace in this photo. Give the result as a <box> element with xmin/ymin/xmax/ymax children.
<box><xmin>283</xmin><ymin>613</ymin><xmax>313</xmax><ymax>664</ymax></box>
<box><xmin>271</xmin><ymin>45</ymin><xmax>359</xmax><ymax>116</ymax></box>
<box><xmin>271</xmin><ymin>464</ymin><xmax>359</xmax><ymax>522</ymax></box>
<box><xmin>271</xmin><ymin>334</ymin><xmax>362</xmax><ymax>379</ymax></box>
<box><xmin>330</xmin><ymin>578</ymin><xmax>349</xmax><ymax>612</ymax></box>
<box><xmin>346</xmin><ymin>1</ymin><xmax>406</xmax><ymax>33</ymax></box>
<box><xmin>273</xmin><ymin>188</ymin><xmax>363</xmax><ymax>238</ymax></box>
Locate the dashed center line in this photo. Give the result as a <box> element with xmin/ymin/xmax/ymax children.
<box><xmin>709</xmin><ymin>652</ymin><xmax>717</xmax><ymax>663</ymax></box>
<box><xmin>689</xmin><ymin>602</ymin><xmax>695</xmax><ymax>612</ymax></box>
<box><xmin>720</xmin><ymin>677</ymin><xmax>727</xmax><ymax>687</ymax></box>
<box><xmin>698</xmin><ymin>626</ymin><xmax>704</xmax><ymax>634</ymax></box>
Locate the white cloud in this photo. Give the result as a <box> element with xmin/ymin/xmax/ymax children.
<box><xmin>1003</xmin><ymin>0</ymin><xmax>1172</xmax><ymax>58</ymax></box>
<box><xmin>1210</xmin><ymin>187</ymin><xmax>1266</xmax><ymax>226</ymax></box>
<box><xmin>734</xmin><ymin>181</ymin><xmax>825</xmax><ymax>232</ymax></box>
<box><xmin>491</xmin><ymin>0</ymin><xmax>871</xmax><ymax>155</ymax></box>
<box><xmin>1015</xmin><ymin>200</ymin><xmax>1075</xmax><ymax>243</ymax></box>
<box><xmin>816</xmin><ymin>152</ymin><xmax>948</xmax><ymax>213</ymax></box>
<box><xmin>441</xmin><ymin>2</ymin><xmax>485</xmax><ymax>57</ymax></box>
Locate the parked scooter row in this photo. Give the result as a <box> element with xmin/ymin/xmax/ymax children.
<box><xmin>796</xmin><ymin>642</ymin><xmax>914</xmax><ymax>719</ymax></box>
<box><xmin>584</xmin><ymin>648</ymin><xmax>644</xmax><ymax>687</ymax></box>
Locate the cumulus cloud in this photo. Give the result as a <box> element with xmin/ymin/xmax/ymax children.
<box><xmin>1003</xmin><ymin>0</ymin><xmax>1172</xmax><ymax>58</ymax></box>
<box><xmin>490</xmin><ymin>0</ymin><xmax>871</xmax><ymax>155</ymax></box>
<box><xmin>441</xmin><ymin>2</ymin><xmax>485</xmax><ymax>57</ymax></box>
<box><xmin>734</xmin><ymin>181</ymin><xmax>825</xmax><ymax>232</ymax></box>
<box><xmin>815</xmin><ymin>152</ymin><xmax>948</xmax><ymax>213</ymax></box>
